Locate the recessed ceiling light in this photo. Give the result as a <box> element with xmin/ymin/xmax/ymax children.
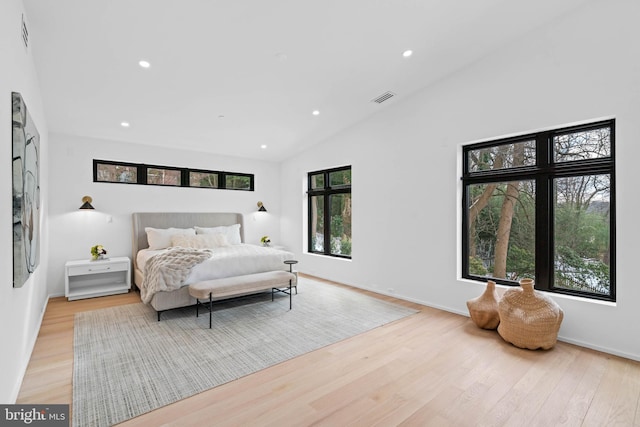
<box><xmin>312</xmin><ymin>110</ymin><xmax>320</xmax><ymax>116</ymax></box>
<box><xmin>261</xmin><ymin>144</ymin><xmax>267</xmax><ymax>149</ymax></box>
<box><xmin>120</xmin><ymin>122</ymin><xmax>130</xmax><ymax>127</ymax></box>
<box><xmin>138</xmin><ymin>60</ymin><xmax>151</xmax><ymax>68</ymax></box>
<box><xmin>402</xmin><ymin>50</ymin><xmax>413</xmax><ymax>58</ymax></box>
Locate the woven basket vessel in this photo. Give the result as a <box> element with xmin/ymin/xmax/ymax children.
<box><xmin>497</xmin><ymin>278</ymin><xmax>563</xmax><ymax>350</ymax></box>
<box><xmin>466</xmin><ymin>280</ymin><xmax>500</xmax><ymax>330</ymax></box>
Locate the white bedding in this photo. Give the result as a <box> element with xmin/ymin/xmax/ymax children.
<box><xmin>137</xmin><ymin>244</ymin><xmax>295</xmax><ymax>287</ymax></box>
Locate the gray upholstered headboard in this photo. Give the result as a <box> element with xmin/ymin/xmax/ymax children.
<box><xmin>131</xmin><ymin>212</ymin><xmax>244</xmax><ymax>270</ymax></box>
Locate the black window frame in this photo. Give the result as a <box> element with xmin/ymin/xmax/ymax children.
<box><xmin>461</xmin><ymin>119</ymin><xmax>615</xmax><ymax>302</ymax></box>
<box><xmin>307</xmin><ymin>165</ymin><xmax>352</xmax><ymax>259</ymax></box>
<box><xmin>93</xmin><ymin>159</ymin><xmax>254</xmax><ymax>191</ymax></box>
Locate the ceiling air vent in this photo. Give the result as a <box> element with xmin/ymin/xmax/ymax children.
<box><xmin>21</xmin><ymin>14</ymin><xmax>29</xmax><ymax>48</ymax></box>
<box><xmin>371</xmin><ymin>91</ymin><xmax>396</xmax><ymax>104</ymax></box>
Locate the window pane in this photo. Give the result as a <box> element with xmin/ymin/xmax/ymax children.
<box><xmin>310</xmin><ymin>196</ymin><xmax>324</xmax><ymax>252</ymax></box>
<box><xmin>554</xmin><ymin>127</ymin><xmax>611</xmax><ymax>163</ymax></box>
<box><xmin>189</xmin><ymin>171</ymin><xmax>218</xmax><ymax>188</ymax></box>
<box><xmin>467</xmin><ymin>140</ymin><xmax>535</xmax><ymax>172</ymax></box>
<box><xmin>148</xmin><ymin>168</ymin><xmax>181</xmax><ymax>186</ymax></box>
<box><xmin>467</xmin><ymin>180</ymin><xmax>535</xmax><ymax>281</ymax></box>
<box><xmin>554</xmin><ymin>175</ymin><xmax>611</xmax><ymax>295</ymax></box>
<box><xmin>226</xmin><ymin>174</ymin><xmax>251</xmax><ymax>190</ymax></box>
<box><xmin>310</xmin><ymin>173</ymin><xmax>324</xmax><ymax>190</ymax></box>
<box><xmin>329</xmin><ymin>193</ymin><xmax>351</xmax><ymax>256</ymax></box>
<box><xmin>329</xmin><ymin>169</ymin><xmax>351</xmax><ymax>187</ymax></box>
<box><xmin>96</xmin><ymin>163</ymin><xmax>137</xmax><ymax>183</ymax></box>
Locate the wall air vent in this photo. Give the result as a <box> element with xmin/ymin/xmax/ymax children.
<box><xmin>371</xmin><ymin>91</ymin><xmax>396</xmax><ymax>104</ymax></box>
<box><xmin>21</xmin><ymin>14</ymin><xmax>29</xmax><ymax>48</ymax></box>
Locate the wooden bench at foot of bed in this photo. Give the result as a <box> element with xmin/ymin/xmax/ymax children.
<box><xmin>188</xmin><ymin>270</ymin><xmax>297</xmax><ymax>328</ymax></box>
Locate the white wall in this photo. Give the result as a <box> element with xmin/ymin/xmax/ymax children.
<box><xmin>0</xmin><ymin>0</ymin><xmax>50</xmax><ymax>403</ymax></box>
<box><xmin>47</xmin><ymin>134</ymin><xmax>282</xmax><ymax>296</ymax></box>
<box><xmin>281</xmin><ymin>0</ymin><xmax>640</xmax><ymax>360</ymax></box>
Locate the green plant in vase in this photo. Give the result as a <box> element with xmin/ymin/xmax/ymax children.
<box><xmin>91</xmin><ymin>244</ymin><xmax>107</xmax><ymax>260</ymax></box>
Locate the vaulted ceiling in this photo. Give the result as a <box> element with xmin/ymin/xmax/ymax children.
<box><xmin>24</xmin><ymin>0</ymin><xmax>592</xmax><ymax>161</ymax></box>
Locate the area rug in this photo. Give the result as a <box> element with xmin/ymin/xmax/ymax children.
<box><xmin>72</xmin><ymin>277</ymin><xmax>417</xmax><ymax>426</ymax></box>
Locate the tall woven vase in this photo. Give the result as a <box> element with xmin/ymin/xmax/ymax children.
<box><xmin>466</xmin><ymin>280</ymin><xmax>500</xmax><ymax>330</ymax></box>
<box><xmin>497</xmin><ymin>278</ymin><xmax>564</xmax><ymax>350</ymax></box>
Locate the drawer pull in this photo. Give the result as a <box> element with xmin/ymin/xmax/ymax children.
<box><xmin>88</xmin><ymin>267</ymin><xmax>111</xmax><ymax>272</ymax></box>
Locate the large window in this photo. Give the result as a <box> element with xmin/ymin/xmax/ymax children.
<box><xmin>94</xmin><ymin>160</ymin><xmax>254</xmax><ymax>191</ymax></box>
<box><xmin>308</xmin><ymin>166</ymin><xmax>352</xmax><ymax>258</ymax></box>
<box><xmin>462</xmin><ymin>120</ymin><xmax>615</xmax><ymax>301</ymax></box>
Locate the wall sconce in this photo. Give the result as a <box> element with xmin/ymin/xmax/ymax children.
<box><xmin>79</xmin><ymin>196</ymin><xmax>95</xmax><ymax>210</ymax></box>
<box><xmin>257</xmin><ymin>201</ymin><xmax>267</xmax><ymax>212</ymax></box>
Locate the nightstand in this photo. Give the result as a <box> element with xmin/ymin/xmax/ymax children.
<box><xmin>65</xmin><ymin>257</ymin><xmax>131</xmax><ymax>300</ymax></box>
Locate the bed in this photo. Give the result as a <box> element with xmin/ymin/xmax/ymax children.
<box><xmin>132</xmin><ymin>212</ymin><xmax>295</xmax><ymax>316</ymax></box>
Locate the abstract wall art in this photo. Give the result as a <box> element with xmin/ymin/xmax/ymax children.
<box><xmin>12</xmin><ymin>92</ymin><xmax>40</xmax><ymax>288</ymax></box>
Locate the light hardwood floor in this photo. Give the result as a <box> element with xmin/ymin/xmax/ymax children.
<box><xmin>18</xmin><ymin>276</ymin><xmax>640</xmax><ymax>426</ymax></box>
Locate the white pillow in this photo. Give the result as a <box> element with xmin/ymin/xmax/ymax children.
<box><xmin>145</xmin><ymin>227</ymin><xmax>195</xmax><ymax>250</ymax></box>
<box><xmin>195</xmin><ymin>224</ymin><xmax>242</xmax><ymax>245</ymax></box>
<box><xmin>170</xmin><ymin>233</ymin><xmax>229</xmax><ymax>249</ymax></box>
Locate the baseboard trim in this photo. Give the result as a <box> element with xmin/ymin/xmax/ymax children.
<box><xmin>10</xmin><ymin>295</ymin><xmax>50</xmax><ymax>403</ymax></box>
<box><xmin>556</xmin><ymin>336</ymin><xmax>640</xmax><ymax>362</ymax></box>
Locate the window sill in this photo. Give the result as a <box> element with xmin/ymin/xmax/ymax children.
<box><xmin>460</xmin><ymin>278</ymin><xmax>616</xmax><ymax>307</ymax></box>
<box><xmin>304</xmin><ymin>252</ymin><xmax>352</xmax><ymax>262</ymax></box>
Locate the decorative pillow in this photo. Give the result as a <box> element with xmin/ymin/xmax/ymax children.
<box><xmin>195</xmin><ymin>224</ymin><xmax>242</xmax><ymax>245</ymax></box>
<box><xmin>170</xmin><ymin>233</ymin><xmax>230</xmax><ymax>249</ymax></box>
<box><xmin>145</xmin><ymin>227</ymin><xmax>195</xmax><ymax>250</ymax></box>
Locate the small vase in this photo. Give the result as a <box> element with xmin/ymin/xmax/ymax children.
<box><xmin>466</xmin><ymin>280</ymin><xmax>500</xmax><ymax>330</ymax></box>
<box><xmin>497</xmin><ymin>278</ymin><xmax>564</xmax><ymax>350</ymax></box>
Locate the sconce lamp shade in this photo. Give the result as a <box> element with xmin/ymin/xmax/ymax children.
<box><xmin>257</xmin><ymin>201</ymin><xmax>267</xmax><ymax>212</ymax></box>
<box><xmin>79</xmin><ymin>196</ymin><xmax>95</xmax><ymax>210</ymax></box>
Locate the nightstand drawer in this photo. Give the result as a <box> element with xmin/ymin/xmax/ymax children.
<box><xmin>67</xmin><ymin>261</ymin><xmax>128</xmax><ymax>276</ymax></box>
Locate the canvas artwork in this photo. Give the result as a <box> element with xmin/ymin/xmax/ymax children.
<box><xmin>12</xmin><ymin>92</ymin><xmax>41</xmax><ymax>288</ymax></box>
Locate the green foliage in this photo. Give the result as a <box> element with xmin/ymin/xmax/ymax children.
<box><xmin>555</xmin><ymin>245</ymin><xmax>610</xmax><ymax>294</ymax></box>
<box><xmin>506</xmin><ymin>245</ymin><xmax>535</xmax><ymax>280</ymax></box>
<box><xmin>198</xmin><ymin>174</ymin><xmax>217</xmax><ymax>188</ymax></box>
<box><xmin>330</xmin><ymin>215</ymin><xmax>343</xmax><ymax>238</ymax></box>
<box><xmin>227</xmin><ymin>175</ymin><xmax>250</xmax><ymax>189</ymax></box>
<box><xmin>340</xmin><ymin>237</ymin><xmax>352</xmax><ymax>256</ymax></box>
<box><xmin>554</xmin><ymin>199</ymin><xmax>610</xmax><ymax>294</ymax></box>
<box><xmin>330</xmin><ymin>236</ymin><xmax>351</xmax><ymax>256</ymax></box>
<box><xmin>329</xmin><ymin>170</ymin><xmax>351</xmax><ymax>186</ymax></box>
<box><xmin>468</xmin><ymin>256</ymin><xmax>488</xmax><ymax>276</ymax></box>
<box><xmin>555</xmin><ymin>205</ymin><xmax>609</xmax><ymax>260</ymax></box>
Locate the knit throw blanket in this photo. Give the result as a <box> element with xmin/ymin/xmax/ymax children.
<box><xmin>141</xmin><ymin>247</ymin><xmax>213</xmax><ymax>304</ymax></box>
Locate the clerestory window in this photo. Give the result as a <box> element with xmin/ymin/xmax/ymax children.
<box><xmin>93</xmin><ymin>159</ymin><xmax>254</xmax><ymax>191</ymax></box>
